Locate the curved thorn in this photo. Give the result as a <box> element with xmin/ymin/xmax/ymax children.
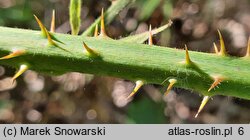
<box><xmin>246</xmin><ymin>37</ymin><xmax>250</xmax><ymax>57</ymax></box>
<box><xmin>83</xmin><ymin>42</ymin><xmax>100</xmax><ymax>57</ymax></box>
<box><xmin>11</xmin><ymin>64</ymin><xmax>28</xmax><ymax>83</ymax></box>
<box><xmin>213</xmin><ymin>42</ymin><xmax>219</xmax><ymax>54</ymax></box>
<box><xmin>34</xmin><ymin>14</ymin><xmax>64</xmax><ymax>44</ymax></box>
<box><xmin>217</xmin><ymin>30</ymin><xmax>227</xmax><ymax>56</ymax></box>
<box><xmin>195</xmin><ymin>96</ymin><xmax>210</xmax><ymax>118</ymax></box>
<box><xmin>50</xmin><ymin>9</ymin><xmax>55</xmax><ymax>33</ymax></box>
<box><xmin>45</xmin><ymin>28</ymin><xmax>72</xmax><ymax>54</ymax></box>
<box><xmin>185</xmin><ymin>45</ymin><xmax>192</xmax><ymax>65</ymax></box>
<box><xmin>164</xmin><ymin>78</ymin><xmax>177</xmax><ymax>95</ymax></box>
<box><xmin>34</xmin><ymin>15</ymin><xmax>46</xmax><ymax>37</ymax></box>
<box><xmin>127</xmin><ymin>80</ymin><xmax>144</xmax><ymax>99</ymax></box>
<box><xmin>100</xmin><ymin>8</ymin><xmax>107</xmax><ymax>36</ymax></box>
<box><xmin>94</xmin><ymin>24</ymin><xmax>98</xmax><ymax>37</ymax></box>
<box><xmin>148</xmin><ymin>25</ymin><xmax>153</xmax><ymax>45</ymax></box>
<box><xmin>0</xmin><ymin>50</ymin><xmax>26</xmax><ymax>60</ymax></box>
<box><xmin>208</xmin><ymin>77</ymin><xmax>224</xmax><ymax>92</ymax></box>
<box><xmin>45</xmin><ymin>27</ymin><xmax>54</xmax><ymax>45</ymax></box>
<box><xmin>49</xmin><ymin>32</ymin><xmax>65</xmax><ymax>44</ymax></box>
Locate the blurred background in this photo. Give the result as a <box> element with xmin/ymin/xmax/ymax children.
<box><xmin>0</xmin><ymin>0</ymin><xmax>250</xmax><ymax>124</ymax></box>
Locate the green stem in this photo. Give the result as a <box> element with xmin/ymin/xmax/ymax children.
<box><xmin>1</xmin><ymin>26</ymin><xmax>250</xmax><ymax>100</ymax></box>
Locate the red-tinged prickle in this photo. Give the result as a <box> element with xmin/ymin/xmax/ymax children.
<box><xmin>0</xmin><ymin>50</ymin><xmax>26</xmax><ymax>60</ymax></box>
<box><xmin>208</xmin><ymin>77</ymin><xmax>224</xmax><ymax>92</ymax></box>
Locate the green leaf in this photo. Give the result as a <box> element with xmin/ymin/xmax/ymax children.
<box><xmin>137</xmin><ymin>0</ymin><xmax>162</xmax><ymax>21</ymax></box>
<box><xmin>81</xmin><ymin>0</ymin><xmax>136</xmax><ymax>36</ymax></box>
<box><xmin>127</xmin><ymin>97</ymin><xmax>166</xmax><ymax>124</ymax></box>
<box><xmin>69</xmin><ymin>0</ymin><xmax>81</xmax><ymax>35</ymax></box>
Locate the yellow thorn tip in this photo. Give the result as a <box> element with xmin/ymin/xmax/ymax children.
<box><xmin>0</xmin><ymin>50</ymin><xmax>26</xmax><ymax>60</ymax></box>
<box><xmin>148</xmin><ymin>25</ymin><xmax>153</xmax><ymax>45</ymax></box>
<box><xmin>94</xmin><ymin>24</ymin><xmax>98</xmax><ymax>37</ymax></box>
<box><xmin>44</xmin><ymin>27</ymin><xmax>54</xmax><ymax>45</ymax></box>
<box><xmin>100</xmin><ymin>8</ymin><xmax>107</xmax><ymax>36</ymax></box>
<box><xmin>34</xmin><ymin>15</ymin><xmax>46</xmax><ymax>37</ymax></box>
<box><xmin>12</xmin><ymin>64</ymin><xmax>28</xmax><ymax>82</ymax></box>
<box><xmin>127</xmin><ymin>80</ymin><xmax>144</xmax><ymax>99</ymax></box>
<box><xmin>83</xmin><ymin>42</ymin><xmax>99</xmax><ymax>57</ymax></box>
<box><xmin>185</xmin><ymin>45</ymin><xmax>192</xmax><ymax>65</ymax></box>
<box><xmin>50</xmin><ymin>10</ymin><xmax>55</xmax><ymax>33</ymax></box>
<box><xmin>164</xmin><ymin>79</ymin><xmax>177</xmax><ymax>95</ymax></box>
<box><xmin>217</xmin><ymin>30</ymin><xmax>227</xmax><ymax>56</ymax></box>
<box><xmin>34</xmin><ymin>14</ymin><xmax>65</xmax><ymax>44</ymax></box>
<box><xmin>195</xmin><ymin>96</ymin><xmax>210</xmax><ymax>118</ymax></box>
<box><xmin>213</xmin><ymin>42</ymin><xmax>219</xmax><ymax>54</ymax></box>
<box><xmin>246</xmin><ymin>37</ymin><xmax>250</xmax><ymax>57</ymax></box>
